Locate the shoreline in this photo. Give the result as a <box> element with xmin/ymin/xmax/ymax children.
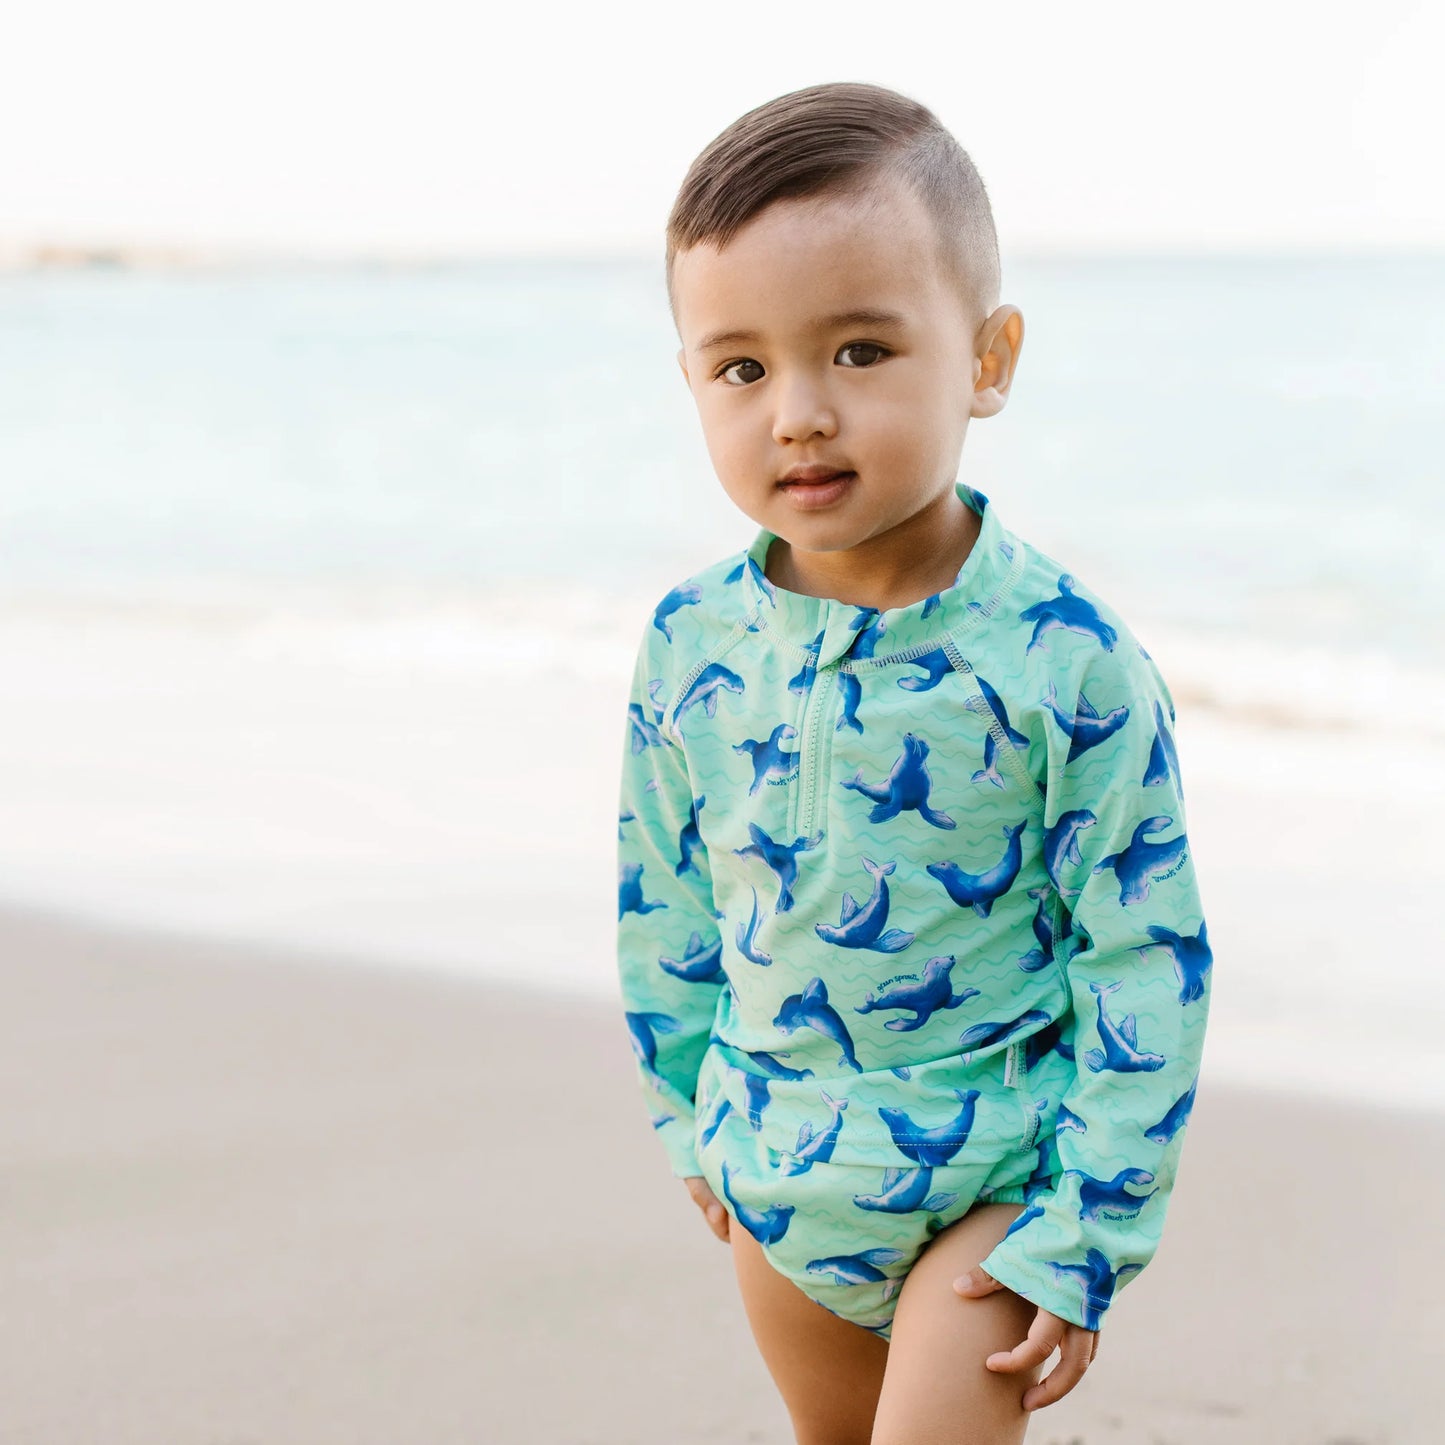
<box><xmin>3</xmin><ymin>901</ymin><xmax>1437</xmax><ymax>1443</ymax></box>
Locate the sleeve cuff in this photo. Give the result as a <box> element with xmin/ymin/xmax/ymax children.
<box><xmin>657</xmin><ymin>1112</ymin><xmax>703</xmax><ymax>1179</ymax></box>
<box><xmin>978</xmin><ymin>1241</ymin><xmax>1107</xmax><ymax>1332</ymax></box>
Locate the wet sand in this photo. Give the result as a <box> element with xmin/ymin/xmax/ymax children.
<box><xmin>1</xmin><ymin>903</ymin><xmax>1436</xmax><ymax>1444</ymax></box>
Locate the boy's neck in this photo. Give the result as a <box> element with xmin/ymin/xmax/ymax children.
<box><xmin>765</xmin><ymin>486</ymin><xmax>982</xmax><ymax>614</ymax></box>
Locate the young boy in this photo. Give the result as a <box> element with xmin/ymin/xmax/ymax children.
<box><xmin>616</xmin><ymin>81</ymin><xmax>1211</xmax><ymax>1440</ymax></box>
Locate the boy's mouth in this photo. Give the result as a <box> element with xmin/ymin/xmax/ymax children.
<box><xmin>778</xmin><ymin>465</ymin><xmax>853</xmax><ymax>486</ymax></box>
<box><xmin>776</xmin><ymin>469</ymin><xmax>856</xmax><ymax>508</ymax></box>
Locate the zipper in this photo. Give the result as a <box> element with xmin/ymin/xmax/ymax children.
<box><xmin>792</xmin><ymin>658</ymin><xmax>840</xmax><ymax>836</ymax></box>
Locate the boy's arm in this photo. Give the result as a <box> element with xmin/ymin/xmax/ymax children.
<box><xmin>977</xmin><ymin>642</ymin><xmax>1212</xmax><ymax>1332</ymax></box>
<box><xmin>616</xmin><ymin>627</ymin><xmax>726</xmax><ymax>1180</ymax></box>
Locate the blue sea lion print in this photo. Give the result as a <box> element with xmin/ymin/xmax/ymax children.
<box><xmin>877</xmin><ymin>1088</ymin><xmax>982</xmax><ymax>1168</ymax></box>
<box><xmin>1022</xmin><ymin>1016</ymin><xmax>1074</xmax><ymax>1071</ymax></box>
<box><xmin>674</xmin><ymin>662</ymin><xmax>746</xmax><ymax>735</ymax></box>
<box><xmin>774</xmin><ymin>977</ymin><xmax>864</xmax><ymax>1073</ymax></box>
<box><xmin>1042</xmin><ymin>681</ymin><xmax>1130</xmax><ymax>762</ymax></box>
<box><xmin>854</xmin><ymin>954</ymin><xmax>980</xmax><ymax>1030</ymax></box>
<box><xmin>1137</xmin><ymin>920</ymin><xmax>1213</xmax><ymax>1005</ymax></box>
<box><xmin>698</xmin><ymin>1094</ymin><xmax>733</xmax><ymax>1152</ymax></box>
<box><xmin>971</xmin><ymin>730</ymin><xmax>1007</xmax><ymax>790</ymax></box>
<box><xmin>736</xmin><ymin>1066</ymin><xmax>774</xmax><ymax>1132</ymax></box>
<box><xmin>645</xmin><ymin>677</ymin><xmax>669</xmax><ymax>722</ymax></box>
<box><xmin>1143</xmin><ymin>700</ymin><xmax>1183</xmax><ymax>797</ymax></box>
<box><xmin>833</xmin><ymin>611</ymin><xmax>887</xmax><ymax>735</ymax></box>
<box><xmin>1016</xmin><ymin>887</ymin><xmax>1057</xmax><ymax>973</ymax></box>
<box><xmin>677</xmin><ymin>795</ymin><xmax>706</xmax><ymax>877</ymax></box>
<box><xmin>1083</xmin><ymin>980</ymin><xmax>1167</xmax><ymax>1073</ymax></box>
<box><xmin>1042</xmin><ymin>811</ymin><xmax>1097</xmax><ymax>900</ymax></box>
<box><xmin>733</xmin><ymin>723</ymin><xmax>800</xmax><ymax>794</ymax></box>
<box><xmin>617</xmin><ymin>807</ymin><xmax>635</xmax><ymax>842</ymax></box>
<box><xmin>957</xmin><ymin>1009</ymin><xmax>1052</xmax><ymax>1055</ymax></box>
<box><xmin>733</xmin><ymin>822</ymin><xmax>824</xmax><ymax>913</ymax></box>
<box><xmin>970</xmin><ymin>674</ymin><xmax>1032</xmax><ymax>751</ymax></box>
<box><xmin>1143</xmin><ymin>1075</ymin><xmax>1198</xmax><ymax>1144</ymax></box>
<box><xmin>853</xmin><ymin>1165</ymin><xmax>960</xmax><ymax>1215</ymax></box>
<box><xmin>779</xmin><ymin>1088</ymin><xmax>850</xmax><ymax>1175</ymax></box>
<box><xmin>743</xmin><ymin>555</ymin><xmax>778</xmax><ymax>607</ymax></box>
<box><xmin>1002</xmin><ymin>1202</ymin><xmax>1045</xmax><ymax>1238</ymax></box>
<box><xmin>618</xmin><ymin>861</ymin><xmax>668</xmax><ymax>920</ymax></box>
<box><xmin>742</xmin><ymin>1049</ymin><xmax>815</xmax><ymax>1081</ymax></box>
<box><xmin>719</xmin><ymin>549</ymin><xmax>774</xmax><ymax>601</ymax></box>
<box><xmin>815</xmin><ymin>858</ymin><xmax>916</xmax><ymax>953</ymax></box>
<box><xmin>1094</xmin><ymin>816</ymin><xmax>1189</xmax><ymax>905</ymax></box>
<box><xmin>736</xmin><ymin>886</ymin><xmax>774</xmax><ymax>966</ymax></box>
<box><xmin>624</xmin><ymin>1010</ymin><xmax>680</xmax><ymax>1075</ymax></box>
<box><xmin>1018</xmin><ymin>575</ymin><xmax>1119</xmax><ymax>654</ymax></box>
<box><xmin>788</xmin><ymin>629</ymin><xmax>825</xmax><ymax>693</ymax></box>
<box><xmin>849</xmin><ymin>608</ymin><xmax>886</xmax><ymax>647</ymax></box>
<box><xmin>805</xmin><ymin>1247</ymin><xmax>907</xmax><ymax>1295</ymax></box>
<box><xmin>841</xmin><ymin>732</ymin><xmax>956</xmax><ymax>829</ymax></box>
<box><xmin>998</xmin><ymin>1156</ymin><xmax>1056</xmax><ymax>1235</ymax></box>
<box><xmin>657</xmin><ymin>930</ymin><xmax>724</xmax><ymax>983</ymax></box>
<box><xmin>627</xmin><ymin>703</ymin><xmax>665</xmax><ymax>754</ymax></box>
<box><xmin>1047</xmin><ymin>1249</ymin><xmax>1144</xmax><ymax>1330</ymax></box>
<box><xmin>652</xmin><ymin>581</ymin><xmax>703</xmax><ymax>643</ymax></box>
<box><xmin>720</xmin><ymin>1160</ymin><xmax>793</xmax><ymax>1244</ymax></box>
<box><xmin>1056</xmin><ymin>1102</ymin><xmax>1088</xmax><ymax>1134</ymax></box>
<box><xmin>897</xmin><ymin>646</ymin><xmax>953</xmax><ymax>692</ymax></box>
<box><xmin>1067</xmin><ymin>1167</ymin><xmax>1158</xmax><ymax>1222</ymax></box>
<box><xmin>1024</xmin><ymin>1151</ymin><xmax>1058</xmax><ymax>1198</ymax></box>
<box><xmin>925</xmin><ymin>821</ymin><xmax>1028</xmax><ymax>918</ymax></box>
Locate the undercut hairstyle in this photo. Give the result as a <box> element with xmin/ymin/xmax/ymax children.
<box><xmin>665</xmin><ymin>81</ymin><xmax>1001</xmax><ymax>328</ymax></box>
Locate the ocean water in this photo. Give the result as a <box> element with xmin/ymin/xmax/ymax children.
<box><xmin>1</xmin><ymin>256</ymin><xmax>1441</xmax><ymax>1107</ymax></box>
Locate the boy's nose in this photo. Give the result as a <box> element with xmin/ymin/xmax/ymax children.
<box><xmin>771</xmin><ymin>378</ymin><xmax>839</xmax><ymax>445</ymax></box>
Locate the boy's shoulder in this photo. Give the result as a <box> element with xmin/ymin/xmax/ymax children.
<box><xmin>1003</xmin><ymin>524</ymin><xmax>1175</xmax><ymax>715</ymax></box>
<box><xmin>632</xmin><ymin>543</ymin><xmax>755</xmax><ymax>675</ymax></box>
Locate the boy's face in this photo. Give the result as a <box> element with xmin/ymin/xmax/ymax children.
<box><xmin>672</xmin><ymin>175</ymin><xmax>1021</xmax><ymax>573</ymax></box>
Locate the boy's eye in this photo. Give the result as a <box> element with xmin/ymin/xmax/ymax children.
<box><xmin>718</xmin><ymin>359</ymin><xmax>765</xmax><ymax>386</ymax></box>
<box><xmin>713</xmin><ymin>339</ymin><xmax>890</xmax><ymax>384</ymax></box>
<box><xmin>837</xmin><ymin>342</ymin><xmax>888</xmax><ymax>368</ymax></box>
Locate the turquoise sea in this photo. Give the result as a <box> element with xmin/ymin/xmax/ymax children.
<box><xmin>1</xmin><ymin>255</ymin><xmax>1441</xmax><ymax>673</ymax></box>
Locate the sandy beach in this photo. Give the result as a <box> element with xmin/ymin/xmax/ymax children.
<box><xmin>2</xmin><ymin>902</ymin><xmax>1437</xmax><ymax>1445</ymax></box>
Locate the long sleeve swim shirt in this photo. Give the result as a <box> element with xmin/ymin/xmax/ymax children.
<box><xmin>616</xmin><ymin>482</ymin><xmax>1213</xmax><ymax>1331</ymax></box>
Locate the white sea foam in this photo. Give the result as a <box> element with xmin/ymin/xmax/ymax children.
<box><xmin>0</xmin><ymin>591</ymin><xmax>1440</xmax><ymax>1112</ymax></box>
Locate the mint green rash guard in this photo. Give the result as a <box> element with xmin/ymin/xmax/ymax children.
<box><xmin>616</xmin><ymin>481</ymin><xmax>1213</xmax><ymax>1332</ymax></box>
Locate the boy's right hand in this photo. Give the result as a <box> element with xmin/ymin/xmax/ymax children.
<box><xmin>682</xmin><ymin>1175</ymin><xmax>730</xmax><ymax>1242</ymax></box>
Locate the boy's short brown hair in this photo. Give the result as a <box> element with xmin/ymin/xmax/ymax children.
<box><xmin>666</xmin><ymin>81</ymin><xmax>1001</xmax><ymax>328</ymax></box>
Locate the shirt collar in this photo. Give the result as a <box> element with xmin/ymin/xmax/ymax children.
<box><xmin>739</xmin><ymin>481</ymin><xmax>1020</xmax><ymax>668</ymax></box>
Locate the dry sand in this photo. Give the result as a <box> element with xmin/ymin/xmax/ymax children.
<box><xmin>2</xmin><ymin>903</ymin><xmax>1436</xmax><ymax>1444</ymax></box>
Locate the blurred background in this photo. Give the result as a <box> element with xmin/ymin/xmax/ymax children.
<box><xmin>3</xmin><ymin>0</ymin><xmax>1441</xmax><ymax>1089</ymax></box>
<box><xmin>2</xmin><ymin>4</ymin><xmax>1442</xmax><ymax>1440</ymax></box>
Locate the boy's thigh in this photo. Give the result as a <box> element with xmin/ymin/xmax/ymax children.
<box><xmin>730</xmin><ymin>1223</ymin><xmax>889</xmax><ymax>1445</ymax></box>
<box><xmin>871</xmin><ymin>1202</ymin><xmax>1041</xmax><ymax>1445</ymax></box>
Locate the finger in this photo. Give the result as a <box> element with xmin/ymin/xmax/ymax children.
<box><xmin>952</xmin><ymin>1266</ymin><xmax>1003</xmax><ymax>1296</ymax></box>
<box><xmin>1022</xmin><ymin>1327</ymin><xmax>1094</xmax><ymax>1411</ymax></box>
<box><xmin>985</xmin><ymin>1312</ymin><xmax>1064</xmax><ymax>1373</ymax></box>
<box><xmin>1088</xmin><ymin>1331</ymin><xmax>1100</xmax><ymax>1364</ymax></box>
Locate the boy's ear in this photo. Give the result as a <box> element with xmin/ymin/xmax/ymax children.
<box><xmin>971</xmin><ymin>305</ymin><xmax>1024</xmax><ymax>419</ymax></box>
<box><xmin>676</xmin><ymin>347</ymin><xmax>691</xmax><ymax>385</ymax></box>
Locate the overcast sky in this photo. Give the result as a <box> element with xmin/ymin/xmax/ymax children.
<box><xmin>2</xmin><ymin>0</ymin><xmax>1439</xmax><ymax>257</ymax></box>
